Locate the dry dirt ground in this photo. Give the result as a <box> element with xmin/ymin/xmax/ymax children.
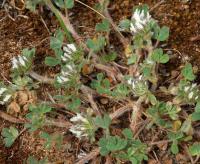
<box><xmin>0</xmin><ymin>0</ymin><xmax>200</xmax><ymax>163</ymax></box>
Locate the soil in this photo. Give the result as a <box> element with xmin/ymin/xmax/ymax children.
<box><xmin>0</xmin><ymin>0</ymin><xmax>200</xmax><ymax>163</ymax></box>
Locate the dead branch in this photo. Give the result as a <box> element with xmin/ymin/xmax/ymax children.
<box><xmin>0</xmin><ymin>110</ymin><xmax>71</xmax><ymax>128</ymax></box>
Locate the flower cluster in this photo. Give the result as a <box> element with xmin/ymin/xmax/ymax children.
<box><xmin>69</xmin><ymin>113</ymin><xmax>95</xmax><ymax>140</ymax></box>
<box><xmin>56</xmin><ymin>63</ymin><xmax>75</xmax><ymax>84</ymax></box>
<box><xmin>0</xmin><ymin>87</ymin><xmax>12</xmax><ymax>105</ymax></box>
<box><xmin>127</xmin><ymin>75</ymin><xmax>148</xmax><ymax>96</ymax></box>
<box><xmin>12</xmin><ymin>55</ymin><xmax>28</xmax><ymax>70</ymax></box>
<box><xmin>173</xmin><ymin>82</ymin><xmax>200</xmax><ymax>104</ymax></box>
<box><xmin>62</xmin><ymin>44</ymin><xmax>77</xmax><ymax>63</ymax></box>
<box><xmin>130</xmin><ymin>8</ymin><xmax>152</xmax><ymax>33</ymax></box>
<box><xmin>183</xmin><ymin>83</ymin><xmax>199</xmax><ymax>101</ymax></box>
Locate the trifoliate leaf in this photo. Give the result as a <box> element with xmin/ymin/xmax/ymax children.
<box><xmin>157</xmin><ymin>26</ymin><xmax>170</xmax><ymax>41</ymax></box>
<box><xmin>50</xmin><ymin>29</ymin><xmax>64</xmax><ymax>50</ymax></box>
<box><xmin>151</xmin><ymin>48</ymin><xmax>169</xmax><ymax>64</ymax></box>
<box><xmin>100</xmin><ymin>52</ymin><xmax>117</xmax><ymax>63</ymax></box>
<box><xmin>98</xmin><ymin>138</ymin><xmax>110</xmax><ymax>156</ymax></box>
<box><xmin>127</xmin><ymin>55</ymin><xmax>137</xmax><ymax>65</ymax></box>
<box><xmin>95</xmin><ymin>114</ymin><xmax>111</xmax><ymax>129</ymax></box>
<box><xmin>119</xmin><ymin>19</ymin><xmax>131</xmax><ymax>30</ymax></box>
<box><xmin>25</xmin><ymin>0</ymin><xmax>42</xmax><ymax>11</ymax></box>
<box><xmin>171</xmin><ymin>140</ymin><xmax>179</xmax><ymax>154</ymax></box>
<box><xmin>106</xmin><ymin>136</ymin><xmax>127</xmax><ymax>151</ymax></box>
<box><xmin>1</xmin><ymin>126</ymin><xmax>19</xmax><ymax>147</ymax></box>
<box><xmin>64</xmin><ymin>0</ymin><xmax>74</xmax><ymax>9</ymax></box>
<box><xmin>45</xmin><ymin>57</ymin><xmax>60</xmax><ymax>66</ymax></box>
<box><xmin>86</xmin><ymin>36</ymin><xmax>105</xmax><ymax>52</ymax></box>
<box><xmin>148</xmin><ymin>93</ymin><xmax>157</xmax><ymax>105</ymax></box>
<box><xmin>189</xmin><ymin>143</ymin><xmax>200</xmax><ymax>156</ymax></box>
<box><xmin>96</xmin><ymin>19</ymin><xmax>110</xmax><ymax>32</ymax></box>
<box><xmin>195</xmin><ymin>102</ymin><xmax>200</xmax><ymax>112</ymax></box>
<box><xmin>191</xmin><ymin>112</ymin><xmax>200</xmax><ymax>121</ymax></box>
<box><xmin>122</xmin><ymin>128</ymin><xmax>133</xmax><ymax>139</ymax></box>
<box><xmin>181</xmin><ymin>63</ymin><xmax>195</xmax><ymax>81</ymax></box>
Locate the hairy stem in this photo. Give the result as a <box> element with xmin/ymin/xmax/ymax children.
<box><xmin>98</xmin><ymin>0</ymin><xmax>128</xmax><ymax>49</ymax></box>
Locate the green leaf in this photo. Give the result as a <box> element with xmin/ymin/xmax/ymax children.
<box><xmin>151</xmin><ymin>48</ymin><xmax>169</xmax><ymax>64</ymax></box>
<box><xmin>95</xmin><ymin>114</ymin><xmax>111</xmax><ymax>129</ymax></box>
<box><xmin>106</xmin><ymin>136</ymin><xmax>127</xmax><ymax>151</ymax></box>
<box><xmin>119</xmin><ymin>19</ymin><xmax>131</xmax><ymax>30</ymax></box>
<box><xmin>27</xmin><ymin>156</ymin><xmax>48</xmax><ymax>164</ymax></box>
<box><xmin>1</xmin><ymin>126</ymin><xmax>19</xmax><ymax>147</ymax></box>
<box><xmin>98</xmin><ymin>138</ymin><xmax>110</xmax><ymax>156</ymax></box>
<box><xmin>50</xmin><ymin>29</ymin><xmax>64</xmax><ymax>50</ymax></box>
<box><xmin>189</xmin><ymin>143</ymin><xmax>200</xmax><ymax>156</ymax></box>
<box><xmin>40</xmin><ymin>132</ymin><xmax>51</xmax><ymax>149</ymax></box>
<box><xmin>180</xmin><ymin>119</ymin><xmax>192</xmax><ymax>134</ymax></box>
<box><xmin>45</xmin><ymin>57</ymin><xmax>60</xmax><ymax>66</ymax></box>
<box><xmin>157</xmin><ymin>26</ymin><xmax>169</xmax><ymax>41</ymax></box>
<box><xmin>181</xmin><ymin>63</ymin><xmax>195</xmax><ymax>81</ymax></box>
<box><xmin>191</xmin><ymin>112</ymin><xmax>200</xmax><ymax>121</ymax></box>
<box><xmin>86</xmin><ymin>36</ymin><xmax>105</xmax><ymax>52</ymax></box>
<box><xmin>148</xmin><ymin>93</ymin><xmax>157</xmax><ymax>105</ymax></box>
<box><xmin>25</xmin><ymin>0</ymin><xmax>42</xmax><ymax>11</ymax></box>
<box><xmin>122</xmin><ymin>128</ymin><xmax>133</xmax><ymax>139</ymax></box>
<box><xmin>167</xmin><ymin>131</ymin><xmax>184</xmax><ymax>141</ymax></box>
<box><xmin>127</xmin><ymin>55</ymin><xmax>137</xmax><ymax>65</ymax></box>
<box><xmin>25</xmin><ymin>104</ymin><xmax>52</xmax><ymax>132</ymax></box>
<box><xmin>171</xmin><ymin>141</ymin><xmax>179</xmax><ymax>154</ymax></box>
<box><xmin>22</xmin><ymin>48</ymin><xmax>35</xmax><ymax>59</ymax></box>
<box><xmin>54</xmin><ymin>0</ymin><xmax>64</xmax><ymax>8</ymax></box>
<box><xmin>67</xmin><ymin>97</ymin><xmax>81</xmax><ymax>112</ymax></box>
<box><xmin>96</xmin><ymin>19</ymin><xmax>110</xmax><ymax>32</ymax></box>
<box><xmin>100</xmin><ymin>52</ymin><xmax>117</xmax><ymax>63</ymax></box>
<box><xmin>64</xmin><ymin>0</ymin><xmax>74</xmax><ymax>9</ymax></box>
<box><xmin>195</xmin><ymin>102</ymin><xmax>200</xmax><ymax>112</ymax></box>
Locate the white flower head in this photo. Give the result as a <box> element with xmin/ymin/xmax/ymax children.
<box><xmin>57</xmin><ymin>63</ymin><xmax>76</xmax><ymax>84</ymax></box>
<box><xmin>70</xmin><ymin>113</ymin><xmax>88</xmax><ymax>123</ymax></box>
<box><xmin>56</xmin><ymin>76</ymin><xmax>69</xmax><ymax>84</ymax></box>
<box><xmin>3</xmin><ymin>94</ymin><xmax>12</xmax><ymax>103</ymax></box>
<box><xmin>0</xmin><ymin>88</ymin><xmax>7</xmax><ymax>96</ymax></box>
<box><xmin>191</xmin><ymin>83</ymin><xmax>197</xmax><ymax>89</ymax></box>
<box><xmin>18</xmin><ymin>56</ymin><xmax>26</xmax><ymax>66</ymax></box>
<box><xmin>62</xmin><ymin>44</ymin><xmax>77</xmax><ymax>63</ymax></box>
<box><xmin>12</xmin><ymin>57</ymin><xmax>18</xmax><ymax>69</ymax></box>
<box><xmin>69</xmin><ymin>113</ymin><xmax>92</xmax><ymax>140</ymax></box>
<box><xmin>188</xmin><ymin>92</ymin><xmax>194</xmax><ymax>99</ymax></box>
<box><xmin>184</xmin><ymin>86</ymin><xmax>190</xmax><ymax>92</ymax></box>
<box><xmin>11</xmin><ymin>55</ymin><xmax>28</xmax><ymax>69</ymax></box>
<box><xmin>130</xmin><ymin>8</ymin><xmax>152</xmax><ymax>33</ymax></box>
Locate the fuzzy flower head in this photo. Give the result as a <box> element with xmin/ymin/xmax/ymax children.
<box><xmin>130</xmin><ymin>8</ymin><xmax>152</xmax><ymax>33</ymax></box>
<box><xmin>69</xmin><ymin>113</ymin><xmax>96</xmax><ymax>140</ymax></box>
<box><xmin>0</xmin><ymin>86</ymin><xmax>12</xmax><ymax>105</ymax></box>
<box><xmin>183</xmin><ymin>83</ymin><xmax>199</xmax><ymax>101</ymax></box>
<box><xmin>11</xmin><ymin>55</ymin><xmax>28</xmax><ymax>70</ymax></box>
<box><xmin>56</xmin><ymin>63</ymin><xmax>76</xmax><ymax>84</ymax></box>
<box><xmin>127</xmin><ymin>75</ymin><xmax>148</xmax><ymax>96</ymax></box>
<box><xmin>62</xmin><ymin>44</ymin><xmax>77</xmax><ymax>63</ymax></box>
<box><xmin>174</xmin><ymin>82</ymin><xmax>200</xmax><ymax>104</ymax></box>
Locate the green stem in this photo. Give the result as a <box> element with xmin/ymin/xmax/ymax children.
<box><xmin>44</xmin><ymin>0</ymin><xmax>73</xmax><ymax>42</ymax></box>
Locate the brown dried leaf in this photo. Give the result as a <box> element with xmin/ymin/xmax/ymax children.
<box><xmin>148</xmin><ymin>159</ymin><xmax>157</xmax><ymax>164</ymax></box>
<box><xmin>17</xmin><ymin>91</ymin><xmax>28</xmax><ymax>106</ymax></box>
<box><xmin>157</xmin><ymin>142</ymin><xmax>168</xmax><ymax>151</ymax></box>
<box><xmin>7</xmin><ymin>101</ymin><xmax>21</xmax><ymax>114</ymax></box>
<box><xmin>82</xmin><ymin>64</ymin><xmax>93</xmax><ymax>75</ymax></box>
